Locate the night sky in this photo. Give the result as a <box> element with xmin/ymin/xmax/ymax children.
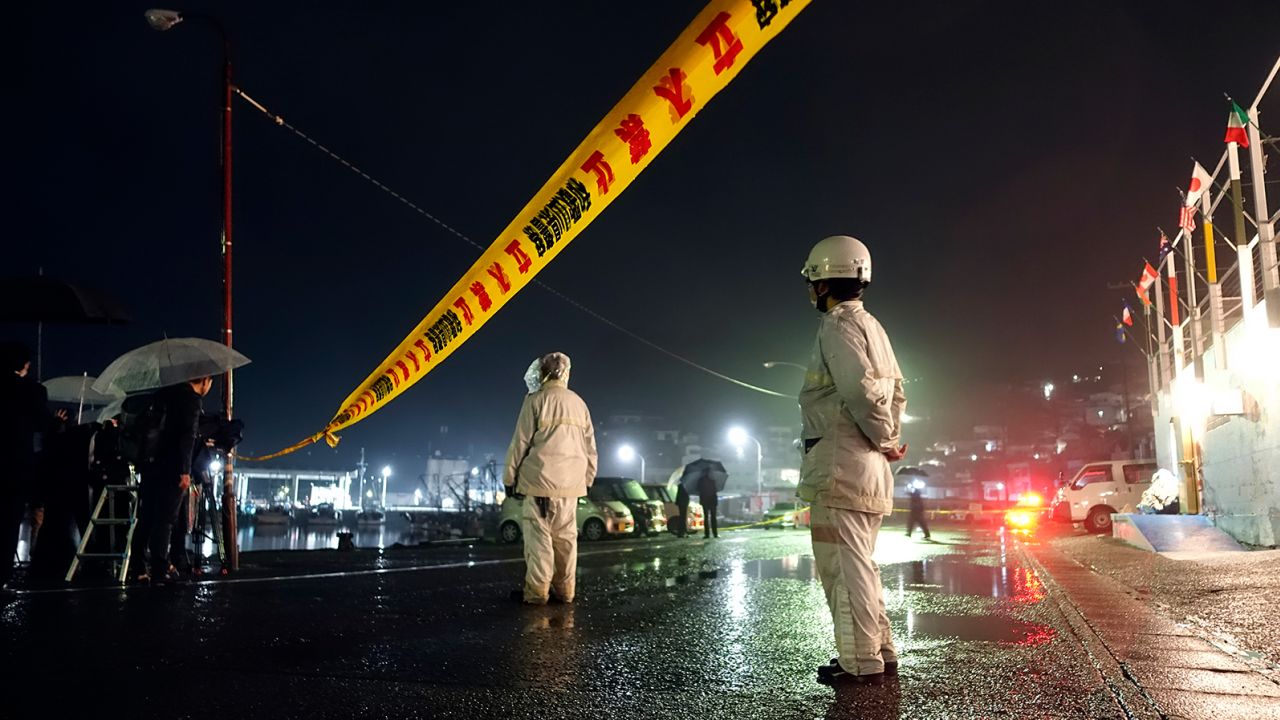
<box><xmin>13</xmin><ymin>1</ymin><xmax>1280</xmax><ymax>475</ymax></box>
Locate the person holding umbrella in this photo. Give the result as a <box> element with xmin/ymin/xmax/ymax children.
<box><xmin>797</xmin><ymin>235</ymin><xmax>907</xmax><ymax>686</ymax></box>
<box><xmin>0</xmin><ymin>342</ymin><xmax>66</xmax><ymax>591</ymax></box>
<box><xmin>93</xmin><ymin>338</ymin><xmax>249</xmax><ymax>585</ymax></box>
<box><xmin>676</xmin><ymin>459</ymin><xmax>727</xmax><ymax>540</ymax></box>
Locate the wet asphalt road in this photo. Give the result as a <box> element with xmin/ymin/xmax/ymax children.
<box><xmin>1</xmin><ymin>523</ymin><xmax>1126</xmax><ymax>719</ymax></box>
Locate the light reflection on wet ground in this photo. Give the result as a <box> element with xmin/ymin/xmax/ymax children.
<box><xmin>1</xmin><ymin>526</ymin><xmax>1117</xmax><ymax>719</ymax></box>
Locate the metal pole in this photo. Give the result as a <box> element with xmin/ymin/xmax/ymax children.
<box><xmin>1180</xmin><ymin>231</ymin><xmax>1204</xmax><ymax>379</ymax></box>
<box><xmin>219</xmin><ymin>38</ymin><xmax>239</xmax><ymax>572</ymax></box>
<box><xmin>1202</xmin><ymin>188</ymin><xmax>1227</xmax><ymax>369</ymax></box>
<box><xmin>1245</xmin><ymin>107</ymin><xmax>1278</xmax><ymax>326</ymax></box>
<box><xmin>1152</xmin><ymin>269</ymin><xmax>1169</xmax><ymax>389</ymax></box>
<box><xmin>754</xmin><ymin>437</ymin><xmax>762</xmax><ymax>500</ymax></box>
<box><xmin>639</xmin><ymin>454</ymin><xmax>646</xmax><ymax>484</ymax></box>
<box><xmin>1228</xmin><ymin>141</ymin><xmax>1256</xmax><ymax>312</ymax></box>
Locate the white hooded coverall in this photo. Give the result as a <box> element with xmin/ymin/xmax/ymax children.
<box><xmin>504</xmin><ymin>378</ymin><xmax>598</xmax><ymax>603</ymax></box>
<box><xmin>798</xmin><ymin>300</ymin><xmax>905</xmax><ymax>675</ymax></box>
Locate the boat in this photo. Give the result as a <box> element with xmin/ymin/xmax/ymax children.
<box><xmin>310</xmin><ymin>502</ymin><xmax>343</xmax><ymax>525</ymax></box>
<box><xmin>356</xmin><ymin>508</ymin><xmax>386</xmax><ymax>525</ymax></box>
<box><xmin>254</xmin><ymin>504</ymin><xmax>291</xmax><ymax>525</ymax></box>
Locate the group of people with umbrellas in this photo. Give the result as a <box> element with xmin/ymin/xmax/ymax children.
<box><xmin>2</xmin><ymin>276</ymin><xmax>251</xmax><ymax>589</ymax></box>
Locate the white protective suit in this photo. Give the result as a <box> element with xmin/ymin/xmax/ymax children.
<box><xmin>503</xmin><ymin>358</ymin><xmax>598</xmax><ymax>604</ymax></box>
<box><xmin>798</xmin><ymin>299</ymin><xmax>905</xmax><ymax>675</ymax></box>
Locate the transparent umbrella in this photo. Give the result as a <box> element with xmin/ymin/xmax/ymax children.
<box><xmin>93</xmin><ymin>338</ymin><xmax>250</xmax><ymax>395</ymax></box>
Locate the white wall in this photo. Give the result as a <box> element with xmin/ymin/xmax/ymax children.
<box><xmin>1153</xmin><ymin>308</ymin><xmax>1280</xmax><ymax>546</ymax></box>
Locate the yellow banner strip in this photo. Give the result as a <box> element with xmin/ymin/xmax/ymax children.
<box><xmin>245</xmin><ymin>0</ymin><xmax>811</xmax><ymax>461</ymax></box>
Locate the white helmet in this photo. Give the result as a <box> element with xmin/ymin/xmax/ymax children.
<box><xmin>801</xmin><ymin>235</ymin><xmax>872</xmax><ymax>283</ymax></box>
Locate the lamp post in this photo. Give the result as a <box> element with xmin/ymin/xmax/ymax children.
<box><xmin>618</xmin><ymin>444</ymin><xmax>646</xmax><ymax>483</ymax></box>
<box><xmin>762</xmin><ymin>361</ymin><xmax>807</xmax><ymax>371</ymax></box>
<box><xmin>146</xmin><ymin>7</ymin><xmax>240</xmax><ymax>571</ymax></box>
<box><xmin>381</xmin><ymin>465</ymin><xmax>391</xmax><ymax>510</ymax></box>
<box><xmin>728</xmin><ymin>426</ymin><xmax>763</xmax><ymax>504</ymax></box>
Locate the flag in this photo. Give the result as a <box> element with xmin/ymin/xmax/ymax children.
<box><xmin>1122</xmin><ymin>304</ymin><xmax>1133</xmax><ymax>326</ymax></box>
<box><xmin>1158</xmin><ymin>232</ymin><xmax>1173</xmax><ymax>261</ymax></box>
<box><xmin>1224</xmin><ymin>100</ymin><xmax>1250</xmax><ymax>147</ymax></box>
<box><xmin>1137</xmin><ymin>261</ymin><xmax>1158</xmax><ymax>306</ymax></box>
<box><xmin>1179</xmin><ymin>204</ymin><xmax>1197</xmax><ymax>233</ymax></box>
<box><xmin>1115</xmin><ymin>321</ymin><xmax>1126</xmax><ymax>344</ymax></box>
<box><xmin>1185</xmin><ymin>162</ymin><xmax>1212</xmax><ymax>208</ymax></box>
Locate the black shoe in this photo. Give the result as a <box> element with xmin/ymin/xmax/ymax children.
<box><xmin>884</xmin><ymin>660</ymin><xmax>898</xmax><ymax>676</ymax></box>
<box><xmin>817</xmin><ymin>662</ymin><xmax>885</xmax><ymax>686</ymax></box>
<box><xmin>820</xmin><ymin>659</ymin><xmax>895</xmax><ymax>683</ymax></box>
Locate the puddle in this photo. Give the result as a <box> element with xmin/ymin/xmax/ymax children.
<box><xmin>907</xmin><ymin>613</ymin><xmax>1056</xmax><ymax>645</ymax></box>
<box><xmin>885</xmin><ymin>557</ymin><xmax>1046</xmax><ymax>604</ymax></box>
<box><xmin>739</xmin><ymin>556</ymin><xmax>817</xmax><ymax>581</ymax></box>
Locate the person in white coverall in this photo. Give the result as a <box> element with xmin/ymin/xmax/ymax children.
<box><xmin>503</xmin><ymin>352</ymin><xmax>598</xmax><ymax>605</ymax></box>
<box><xmin>797</xmin><ymin>235</ymin><xmax>908</xmax><ymax>686</ymax></box>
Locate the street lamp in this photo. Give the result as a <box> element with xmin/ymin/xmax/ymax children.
<box><xmin>762</xmin><ymin>361</ymin><xmax>807</xmax><ymax>371</ymax></box>
<box><xmin>618</xmin><ymin>444</ymin><xmax>646</xmax><ymax>483</ymax></box>
<box><xmin>728</xmin><ymin>426</ymin><xmax>763</xmax><ymax>501</ymax></box>
<box><xmin>381</xmin><ymin>465</ymin><xmax>391</xmax><ymax>509</ymax></box>
<box><xmin>146</xmin><ymin>7</ymin><xmax>240</xmax><ymax>571</ymax></box>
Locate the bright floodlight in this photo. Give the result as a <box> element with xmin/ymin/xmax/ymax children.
<box><xmin>208</xmin><ymin>458</ymin><xmax>223</xmax><ymax>474</ymax></box>
<box><xmin>996</xmin><ymin>482</ymin><xmax>1005</xmax><ymax>489</ymax></box>
<box><xmin>727</xmin><ymin>426</ymin><xmax>748</xmax><ymax>446</ymax></box>
<box><xmin>145</xmin><ymin>8</ymin><xmax>184</xmax><ymax>31</ymax></box>
<box><xmin>470</xmin><ymin>467</ymin><xmax>479</xmax><ymax>477</ymax></box>
<box><xmin>618</xmin><ymin>444</ymin><xmax>636</xmax><ymax>462</ymax></box>
<box><xmin>901</xmin><ymin>412</ymin><xmax>918</xmax><ymax>424</ymax></box>
<box><xmin>381</xmin><ymin>465</ymin><xmax>392</xmax><ymax>479</ymax></box>
<box><xmin>762</xmin><ymin>362</ymin><xmax>776</xmax><ymax>368</ymax></box>
<box><xmin>1042</xmin><ymin>382</ymin><xmax>1055</xmax><ymax>400</ymax></box>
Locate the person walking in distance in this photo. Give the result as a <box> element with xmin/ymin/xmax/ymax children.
<box><xmin>698</xmin><ymin>470</ymin><xmax>719</xmax><ymax>539</ymax></box>
<box><xmin>503</xmin><ymin>353</ymin><xmax>597</xmax><ymax>605</ymax></box>
<box><xmin>906</xmin><ymin>485</ymin><xmax>931</xmax><ymax>540</ymax></box>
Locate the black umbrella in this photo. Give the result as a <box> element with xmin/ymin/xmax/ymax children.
<box><xmin>0</xmin><ymin>276</ymin><xmax>130</xmax><ymax>324</ymax></box>
<box><xmin>895</xmin><ymin>466</ymin><xmax>930</xmax><ymax>478</ymax></box>
<box><xmin>677</xmin><ymin>458</ymin><xmax>729</xmax><ymax>493</ymax></box>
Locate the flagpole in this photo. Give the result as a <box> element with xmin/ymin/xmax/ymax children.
<box><xmin>1162</xmin><ymin>234</ymin><xmax>1186</xmax><ymax>380</ymax></box>
<box><xmin>1200</xmin><ymin>182</ymin><xmax>1227</xmax><ymax>368</ymax></box>
<box><xmin>1227</xmin><ymin>139</ymin><xmax>1256</xmax><ymax>312</ymax></box>
<box><xmin>1245</xmin><ymin>104</ymin><xmax>1278</xmax><ymax>326</ymax></box>
<box><xmin>1178</xmin><ymin>227</ymin><xmax>1205</xmax><ymax>379</ymax></box>
<box><xmin>1151</xmin><ymin>258</ymin><xmax>1170</xmax><ymax>389</ymax></box>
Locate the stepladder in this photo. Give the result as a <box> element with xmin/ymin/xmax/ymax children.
<box><xmin>66</xmin><ymin>479</ymin><xmax>139</xmax><ymax>584</ymax></box>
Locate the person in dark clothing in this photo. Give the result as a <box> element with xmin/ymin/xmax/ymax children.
<box><xmin>675</xmin><ymin>483</ymin><xmax>690</xmax><ymax>538</ymax></box>
<box><xmin>0</xmin><ymin>342</ymin><xmax>65</xmax><ymax>590</ymax></box>
<box><xmin>30</xmin><ymin>421</ymin><xmax>101</xmax><ymax>579</ymax></box>
<box><xmin>697</xmin><ymin>472</ymin><xmax>719</xmax><ymax>539</ymax></box>
<box><xmin>906</xmin><ymin>487</ymin><xmax>931</xmax><ymax>540</ymax></box>
<box><xmin>139</xmin><ymin>376</ymin><xmax>211</xmax><ymax>586</ymax></box>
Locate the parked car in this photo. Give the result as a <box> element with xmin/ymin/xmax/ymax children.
<box><xmin>763</xmin><ymin>501</ymin><xmax>808</xmax><ymax>528</ymax></box>
<box><xmin>498</xmin><ymin>494</ymin><xmax>634</xmax><ymax>544</ymax></box>
<box><xmin>590</xmin><ymin>477</ymin><xmax>667</xmax><ymax>535</ymax></box>
<box><xmin>1050</xmin><ymin>460</ymin><xmax>1158</xmax><ymax>533</ymax></box>
<box><xmin>641</xmin><ymin>483</ymin><xmax>705</xmax><ymax>535</ymax></box>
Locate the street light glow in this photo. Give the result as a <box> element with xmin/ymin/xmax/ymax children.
<box><xmin>618</xmin><ymin>444</ymin><xmax>636</xmax><ymax>462</ymax></box>
<box><xmin>208</xmin><ymin>458</ymin><xmax>223</xmax><ymax>475</ymax></box>
<box><xmin>727</xmin><ymin>426</ymin><xmax>748</xmax><ymax>446</ymax></box>
<box><xmin>144</xmin><ymin>8</ymin><xmax>183</xmax><ymax>31</ymax></box>
<box><xmin>381</xmin><ymin>465</ymin><xmax>392</xmax><ymax>479</ymax></box>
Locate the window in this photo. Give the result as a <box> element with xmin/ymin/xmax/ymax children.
<box><xmin>1123</xmin><ymin>463</ymin><xmax>1158</xmax><ymax>485</ymax></box>
<box><xmin>1070</xmin><ymin>466</ymin><xmax>1112</xmax><ymax>491</ymax></box>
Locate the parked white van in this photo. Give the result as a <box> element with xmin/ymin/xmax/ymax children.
<box><xmin>1049</xmin><ymin>460</ymin><xmax>1158</xmax><ymax>533</ymax></box>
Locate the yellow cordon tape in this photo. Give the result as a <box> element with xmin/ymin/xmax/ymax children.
<box><xmin>240</xmin><ymin>0</ymin><xmax>811</xmax><ymax>463</ymax></box>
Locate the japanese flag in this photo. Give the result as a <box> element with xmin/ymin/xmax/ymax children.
<box><xmin>1185</xmin><ymin>163</ymin><xmax>1212</xmax><ymax>208</ymax></box>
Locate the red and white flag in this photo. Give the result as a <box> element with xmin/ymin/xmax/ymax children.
<box><xmin>1185</xmin><ymin>162</ymin><xmax>1212</xmax><ymax>208</ymax></box>
<box><xmin>1136</xmin><ymin>262</ymin><xmax>1158</xmax><ymax>306</ymax></box>
<box><xmin>1122</xmin><ymin>305</ymin><xmax>1133</xmax><ymax>326</ymax></box>
<box><xmin>1224</xmin><ymin>101</ymin><xmax>1250</xmax><ymax>147</ymax></box>
<box><xmin>1179</xmin><ymin>204</ymin><xmax>1197</xmax><ymax>233</ymax></box>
